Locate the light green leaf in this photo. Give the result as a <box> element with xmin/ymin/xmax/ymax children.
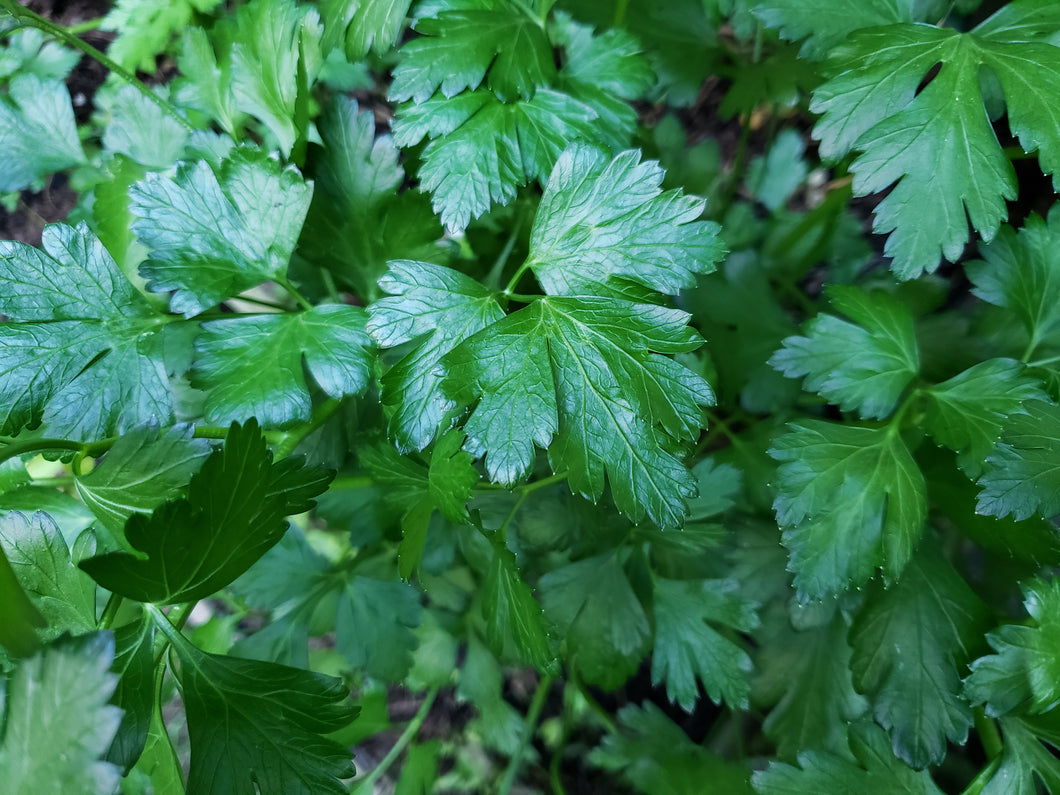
<box><xmin>298</xmin><ymin>96</ymin><xmax>441</xmax><ymax>301</ymax></box>
<box><xmin>686</xmin><ymin>458</ymin><xmax>743</xmax><ymax>520</ymax></box>
<box><xmin>976</xmin><ymin>716</ymin><xmax>1060</xmax><ymax>795</ymax></box>
<box><xmin>366</xmin><ymin>260</ymin><xmax>505</xmax><ymax>452</ymax></box>
<box><xmin>0</xmin><ymin>76</ymin><xmax>84</xmax><ymax>192</ymax></box>
<box><xmin>229</xmin><ymin>0</ymin><xmax>323</xmax><ymax>155</ymax></box>
<box><xmin>771</xmin><ymin>420</ymin><xmax>927</xmax><ymax>598</ymax></box>
<box><xmin>753</xmin><ymin>0</ymin><xmax>924</xmax><ymax>58</ymax></box>
<box><xmin>320</xmin><ymin>0</ymin><xmax>413</xmax><ymax>58</ymax></box>
<box><xmin>527</xmin><ymin>145</ymin><xmax>724</xmax><ymax>300</ymax></box>
<box><xmin>770</xmin><ymin>286</ymin><xmax>919</xmax><ymax>419</ymax></box>
<box><xmin>652</xmin><ymin>577</ymin><xmax>757</xmax><ymax>710</ymax></box>
<box><xmin>447</xmin><ymin>296</ymin><xmax>713</xmax><ymax>528</ymax></box>
<box><xmin>131</xmin><ymin>148</ymin><xmax>313</xmax><ymax>317</ymax></box>
<box><xmin>80</xmin><ymin>420</ymin><xmax>333</xmax><ymax>604</ymax></box>
<box><xmin>850</xmin><ymin>546</ymin><xmax>989</xmax><ymax>767</ymax></box>
<box><xmin>810</xmin><ymin>10</ymin><xmax>1060</xmax><ymax>277</ymax></box>
<box><xmin>0</xmin><ymin>633</ymin><xmax>123</xmax><ymax>794</ymax></box>
<box><xmin>154</xmin><ymin>608</ymin><xmax>359</xmax><ymax>794</ymax></box>
<box><xmin>175</xmin><ymin>26</ymin><xmax>240</xmax><ymax>135</ymax></box>
<box><xmin>977</xmin><ymin>400</ymin><xmax>1060</xmax><ymax>520</ymax></box>
<box><xmin>0</xmin><ymin>511</ymin><xmax>97</xmax><ymax>641</ymax></box>
<box><xmin>921</xmin><ymin>358</ymin><xmax>1046</xmax><ymax>477</ymax></box>
<box><xmin>539</xmin><ymin>551</ymin><xmax>651</xmax><ymax>690</ymax></box>
<box><xmin>193</xmin><ymin>304</ymin><xmax>372</xmax><ymax>427</ymax></box>
<box><xmin>0</xmin><ymin>29</ymin><xmax>80</xmax><ymax>80</ymax></box>
<box><xmin>746</xmin><ymin>129</ymin><xmax>810</xmax><ymax>212</ymax></box>
<box><xmin>590</xmin><ymin>702</ymin><xmax>754</xmax><ymax>795</ymax></box>
<box><xmin>389</xmin><ymin>1</ymin><xmax>555</xmax><ymax>103</ymax></box>
<box><xmin>75</xmin><ymin>423</ymin><xmax>210</xmax><ymax>544</ymax></box>
<box><xmin>101</xmin><ymin>0</ymin><xmax>222</xmax><ymax>72</ymax></box>
<box><xmin>752</xmin><ymin>721</ymin><xmax>944</xmax><ymax>794</ymax></box>
<box><xmin>102</xmin><ymin>84</ymin><xmax>189</xmax><ymax>170</ymax></box>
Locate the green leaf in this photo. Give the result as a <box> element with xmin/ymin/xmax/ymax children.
<box><xmin>753</xmin><ymin>0</ymin><xmax>924</xmax><ymax>58</ymax></box>
<box><xmin>75</xmin><ymin>423</ymin><xmax>210</xmax><ymax>544</ymax></box>
<box><xmin>101</xmin><ymin>0</ymin><xmax>222</xmax><ymax>72</ymax></box>
<box><xmin>456</xmin><ymin>636</ymin><xmax>524</xmax><ymax>755</ymax></box>
<box><xmin>102</xmin><ymin>84</ymin><xmax>190</xmax><ymax>170</ymax></box>
<box><xmin>0</xmin><ymin>544</ymin><xmax>44</xmax><ymax>658</ymax></box>
<box><xmin>0</xmin><ymin>512</ymin><xmax>97</xmax><ymax>642</ymax></box>
<box><xmin>447</xmin><ymin>296</ymin><xmax>713</xmax><ymax>527</ymax></box>
<box><xmin>80</xmin><ymin>420</ymin><xmax>333</xmax><ymax>604</ymax></box>
<box><xmin>392</xmin><ymin>89</ymin><xmax>602</xmax><ymax>231</ymax></box>
<box><xmin>651</xmin><ymin>577</ymin><xmax>757</xmax><ymax>710</ymax></box>
<box><xmin>686</xmin><ymin>458</ymin><xmax>743</xmax><ymax>520</ymax></box>
<box><xmin>0</xmin><ymin>633</ymin><xmax>123</xmax><ymax>794</ymax></box>
<box><xmin>298</xmin><ymin>96</ymin><xmax>441</xmax><ymax>301</ymax></box>
<box><xmin>0</xmin><ymin>29</ymin><xmax>80</xmax><ymax>80</ymax></box>
<box><xmin>752</xmin><ymin>721</ymin><xmax>944</xmax><ymax>794</ymax></box>
<box><xmin>590</xmin><ymin>702</ymin><xmax>754</xmax><ymax>795</ymax></box>
<box><xmin>527</xmin><ymin>145</ymin><xmax>724</xmax><ymax>300</ymax></box>
<box><xmin>389</xmin><ymin>1</ymin><xmax>555</xmax><ymax>103</ymax></box>
<box><xmin>193</xmin><ymin>304</ymin><xmax>372</xmax><ymax>426</ymax></box>
<box><xmin>320</xmin><ymin>0</ymin><xmax>413</xmax><ymax>59</ymax></box>
<box><xmin>754</xmin><ymin>610</ymin><xmax>869</xmax><ymax>760</ymax></box>
<box><xmin>975</xmin><ymin>715</ymin><xmax>1060</xmax><ymax>795</ymax></box>
<box><xmin>552</xmin><ymin>12</ymin><xmax>655</xmax><ymax>101</ymax></box>
<box><xmin>229</xmin><ymin>0</ymin><xmax>323</xmax><ymax>155</ymax></box>
<box><xmin>920</xmin><ymin>358</ymin><xmax>1046</xmax><ymax>477</ymax></box>
<box><xmin>771</xmin><ymin>420</ymin><xmax>927</xmax><ymax>598</ymax></box>
<box><xmin>966</xmin><ymin>578</ymin><xmax>1060</xmax><ymax>716</ymax></box>
<box><xmin>482</xmin><ymin>543</ymin><xmax>554</xmax><ymax>670</ymax></box>
<box><xmin>131</xmin><ymin>148</ymin><xmax>313</xmax><ymax>317</ymax></box>
<box><xmin>0</xmin><ymin>75</ymin><xmax>85</xmax><ymax>192</ymax></box>
<box><xmin>746</xmin><ymin>129</ymin><xmax>810</xmax><ymax>212</ymax></box>
<box><xmin>810</xmin><ymin>11</ymin><xmax>1060</xmax><ymax>277</ymax></box>
<box><xmin>539</xmin><ymin>551</ymin><xmax>651</xmax><ymax>690</ymax></box>
<box><xmin>175</xmin><ymin>26</ymin><xmax>240</xmax><ymax>135</ymax></box>
<box><xmin>334</xmin><ymin>575</ymin><xmax>422</xmax><ymax>681</ymax></box>
<box><xmin>106</xmin><ymin>615</ymin><xmax>156</xmax><ymax>772</ymax></box>
<box><xmin>849</xmin><ymin>546</ymin><xmax>989</xmax><ymax>767</ymax></box>
<box><xmin>966</xmin><ymin>208</ymin><xmax>1060</xmax><ymax>357</ymax></box>
<box><xmin>366</xmin><ymin>260</ymin><xmax>505</xmax><ymax>452</ymax></box>
<box><xmin>770</xmin><ymin>286</ymin><xmax>919</xmax><ymax>420</ymax></box>
<box><xmin>153</xmin><ymin>608</ymin><xmax>358</xmax><ymax>794</ymax></box>
<box><xmin>0</xmin><ymin>222</ymin><xmax>173</xmax><ymax>440</ymax></box>
<box><xmin>977</xmin><ymin>400</ymin><xmax>1060</xmax><ymax>520</ymax></box>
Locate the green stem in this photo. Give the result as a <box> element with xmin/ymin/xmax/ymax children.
<box><xmin>351</xmin><ymin>687</ymin><xmax>439</xmax><ymax>793</ymax></box>
<box><xmin>275</xmin><ymin>276</ymin><xmax>314</xmax><ymax>311</ymax></box>
<box><xmin>498</xmin><ymin>674</ymin><xmax>554</xmax><ymax>795</ymax></box>
<box><xmin>1028</xmin><ymin>353</ymin><xmax>1060</xmax><ymax>368</ymax></box>
<box><xmin>571</xmin><ymin>674</ymin><xmax>617</xmax><ymax>735</ymax></box>
<box><xmin>485</xmin><ymin>220</ymin><xmax>523</xmax><ymax>291</ymax></box>
<box><xmin>612</xmin><ymin>0</ymin><xmax>629</xmax><ymax>27</ymax></box>
<box><xmin>1020</xmin><ymin>330</ymin><xmax>1041</xmax><ymax>364</ymax></box>
<box><xmin>66</xmin><ymin>16</ymin><xmax>103</xmax><ymax>35</ymax></box>
<box><xmin>0</xmin><ymin>438</ymin><xmax>87</xmax><ymax>467</ymax></box>
<box><xmin>274</xmin><ymin>398</ymin><xmax>343</xmax><ymax>458</ymax></box>
<box><xmin>503</xmin><ymin>259</ymin><xmax>535</xmax><ymax>297</ymax></box>
<box><xmin>328</xmin><ymin>475</ymin><xmax>375</xmax><ymax>491</ymax></box>
<box><xmin>98</xmin><ymin>594</ymin><xmax>125</xmax><ymax>630</ymax></box>
<box><xmin>974</xmin><ymin>707</ymin><xmax>1003</xmax><ymax>761</ymax></box>
<box><xmin>228</xmin><ymin>293</ymin><xmax>290</xmax><ymax>311</ymax></box>
<box><xmin>0</xmin><ymin>0</ymin><xmax>194</xmax><ymax>133</ymax></box>
<box><xmin>517</xmin><ymin>470</ymin><xmax>568</xmax><ymax>497</ymax></box>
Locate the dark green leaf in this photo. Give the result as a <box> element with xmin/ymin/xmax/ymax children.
<box><xmin>753</xmin><ymin>0</ymin><xmax>922</xmax><ymax>58</ymax></box>
<box><xmin>447</xmin><ymin>296</ymin><xmax>713</xmax><ymax>527</ymax></box>
<box><xmin>155</xmin><ymin>608</ymin><xmax>358</xmax><ymax>794</ymax></box>
<box><xmin>539</xmin><ymin>551</ymin><xmax>651</xmax><ymax>690</ymax></box>
<box><xmin>651</xmin><ymin>577</ymin><xmax>757</xmax><ymax>710</ymax></box>
<box><xmin>75</xmin><ymin>423</ymin><xmax>210</xmax><ymax>544</ymax></box>
<box><xmin>0</xmin><ymin>633</ymin><xmax>123</xmax><ymax>794</ymax></box>
<box><xmin>591</xmin><ymin>702</ymin><xmax>754</xmax><ymax>795</ymax></box>
<box><xmin>977</xmin><ymin>400</ymin><xmax>1060</xmax><ymax>520</ymax></box>
<box><xmin>193</xmin><ymin>304</ymin><xmax>372</xmax><ymax>426</ymax></box>
<box><xmin>482</xmin><ymin>543</ymin><xmax>554</xmax><ymax>670</ymax></box>
<box><xmin>0</xmin><ymin>544</ymin><xmax>44</xmax><ymax>658</ymax></box>
<box><xmin>335</xmin><ymin>575</ymin><xmax>422</xmax><ymax>681</ymax></box>
<box><xmin>850</xmin><ymin>546</ymin><xmax>989</xmax><ymax>767</ymax></box>
<box><xmin>80</xmin><ymin>420</ymin><xmax>333</xmax><ymax>603</ymax></box>
<box><xmin>106</xmin><ymin>615</ymin><xmax>156</xmax><ymax>771</ymax></box>
<box><xmin>771</xmin><ymin>420</ymin><xmax>927</xmax><ymax>598</ymax></box>
<box><xmin>752</xmin><ymin>721</ymin><xmax>944</xmax><ymax>794</ymax></box>
<box><xmin>389</xmin><ymin>2</ymin><xmax>555</xmax><ymax>103</ymax></box>
<box><xmin>131</xmin><ymin>148</ymin><xmax>313</xmax><ymax>317</ymax></box>
<box><xmin>770</xmin><ymin>286</ymin><xmax>919</xmax><ymax>420</ymax></box>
